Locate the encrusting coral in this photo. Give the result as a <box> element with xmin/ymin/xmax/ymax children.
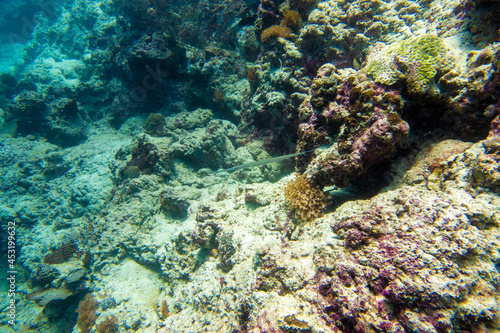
<box><xmin>366</xmin><ymin>34</ymin><xmax>456</xmax><ymax>94</ymax></box>
<box><xmin>284</xmin><ymin>174</ymin><xmax>327</xmax><ymax>221</ymax></box>
<box><xmin>294</xmin><ymin>63</ymin><xmax>410</xmax><ymax>189</ymax></box>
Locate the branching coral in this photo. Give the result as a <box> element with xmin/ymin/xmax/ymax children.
<box><xmin>261</xmin><ymin>25</ymin><xmax>292</xmax><ymax>43</ymax></box>
<box><xmin>284</xmin><ymin>174</ymin><xmax>327</xmax><ymax>221</ymax></box>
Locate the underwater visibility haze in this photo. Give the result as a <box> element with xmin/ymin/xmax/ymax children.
<box><xmin>0</xmin><ymin>0</ymin><xmax>500</xmax><ymax>332</ymax></box>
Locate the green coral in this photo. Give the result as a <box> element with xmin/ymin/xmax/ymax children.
<box><xmin>366</xmin><ymin>34</ymin><xmax>455</xmax><ymax>93</ymax></box>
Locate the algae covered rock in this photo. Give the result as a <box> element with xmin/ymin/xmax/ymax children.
<box><xmin>7</xmin><ymin>90</ymin><xmax>46</xmax><ymax>135</ymax></box>
<box><xmin>143</xmin><ymin>113</ymin><xmax>166</xmax><ymax>136</ymax></box>
<box><xmin>7</xmin><ymin>92</ymin><xmax>87</xmax><ymax>147</ymax></box>
<box><xmin>44</xmin><ymin>98</ymin><xmax>88</xmax><ymax>147</ymax></box>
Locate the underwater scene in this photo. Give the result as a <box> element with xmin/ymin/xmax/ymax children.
<box><xmin>0</xmin><ymin>0</ymin><xmax>499</xmax><ymax>332</ymax></box>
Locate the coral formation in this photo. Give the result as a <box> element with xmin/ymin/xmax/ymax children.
<box><xmin>306</xmin><ymin>114</ymin><xmax>410</xmax><ymax>188</ymax></box>
<box><xmin>6</xmin><ymin>91</ymin><xmax>87</xmax><ymax>146</ymax></box>
<box><xmin>217</xmin><ymin>231</ymin><xmax>237</xmax><ymax>272</ymax></box>
<box><xmin>322</xmin><ymin>181</ymin><xmax>500</xmax><ymax>331</ymax></box>
<box><xmin>284</xmin><ymin>174</ymin><xmax>327</xmax><ymax>221</ymax></box>
<box><xmin>77</xmin><ymin>294</ymin><xmax>98</xmax><ymax>333</ymax></box>
<box><xmin>2</xmin><ymin>0</ymin><xmax>500</xmax><ymax>332</ymax></box>
<box><xmin>247</xmin><ymin>140</ymin><xmax>500</xmax><ymax>331</ymax></box>
<box><xmin>43</xmin><ymin>243</ymin><xmax>79</xmax><ymax>264</ymax></box>
<box><xmin>31</xmin><ymin>265</ymin><xmax>60</xmax><ymax>287</ymax></box>
<box><xmin>366</xmin><ymin>34</ymin><xmax>456</xmax><ymax>94</ymax></box>
<box><xmin>293</xmin><ymin>63</ymin><xmax>410</xmax><ymax>188</ymax></box>
<box><xmin>261</xmin><ymin>25</ymin><xmax>293</xmax><ymax>43</ymax></box>
<box><xmin>7</xmin><ymin>90</ymin><xmax>46</xmax><ymax>135</ymax></box>
<box><xmin>119</xmin><ymin>138</ymin><xmax>160</xmax><ymax>177</ymax></box>
<box><xmin>144</xmin><ymin>113</ymin><xmax>166</xmax><ymax>136</ymax></box>
<box><xmin>281</xmin><ymin>9</ymin><xmax>302</xmax><ymax>30</ymax></box>
<box><xmin>471</xmin><ymin>137</ymin><xmax>500</xmax><ymax>192</ymax></box>
<box><xmin>96</xmin><ymin>315</ymin><xmax>119</xmax><ymax>333</ymax></box>
<box><xmin>401</xmin><ymin>139</ymin><xmax>473</xmax><ymax>186</ymax></box>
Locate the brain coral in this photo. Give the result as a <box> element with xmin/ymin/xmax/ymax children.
<box><xmin>366</xmin><ymin>34</ymin><xmax>455</xmax><ymax>94</ymax></box>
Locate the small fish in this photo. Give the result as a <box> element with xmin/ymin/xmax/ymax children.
<box><xmin>214</xmin><ymin>149</ymin><xmax>315</xmax><ymax>174</ymax></box>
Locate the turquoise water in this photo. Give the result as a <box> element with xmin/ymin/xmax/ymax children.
<box><xmin>0</xmin><ymin>43</ymin><xmax>25</xmax><ymax>75</ymax></box>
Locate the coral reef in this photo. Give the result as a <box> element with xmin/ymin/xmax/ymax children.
<box><xmin>6</xmin><ymin>124</ymin><xmax>500</xmax><ymax>333</ymax></box>
<box><xmin>293</xmin><ymin>63</ymin><xmax>409</xmax><ymax>188</ymax></box>
<box><xmin>2</xmin><ymin>0</ymin><xmax>500</xmax><ymax>332</ymax></box>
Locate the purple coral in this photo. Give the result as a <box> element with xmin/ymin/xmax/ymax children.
<box><xmin>120</xmin><ymin>138</ymin><xmax>159</xmax><ymax>177</ymax></box>
<box><xmin>308</xmin><ymin>115</ymin><xmax>409</xmax><ymax>188</ymax></box>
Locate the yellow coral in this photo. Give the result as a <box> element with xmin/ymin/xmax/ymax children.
<box><xmin>282</xmin><ymin>9</ymin><xmax>302</xmax><ymax>30</ymax></box>
<box><xmin>366</xmin><ymin>34</ymin><xmax>455</xmax><ymax>93</ymax></box>
<box><xmin>284</xmin><ymin>174</ymin><xmax>327</xmax><ymax>221</ymax></box>
<box><xmin>261</xmin><ymin>25</ymin><xmax>292</xmax><ymax>43</ymax></box>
